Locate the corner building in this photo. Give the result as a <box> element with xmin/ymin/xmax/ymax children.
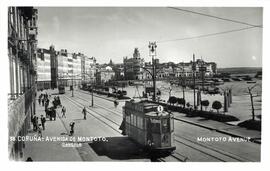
<box><xmin>8</xmin><ymin>7</ymin><xmax>38</xmax><ymax>160</ymax></box>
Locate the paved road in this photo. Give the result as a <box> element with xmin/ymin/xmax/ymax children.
<box><xmin>71</xmin><ymin>89</ymin><xmax>261</xmax><ymax>162</ymax></box>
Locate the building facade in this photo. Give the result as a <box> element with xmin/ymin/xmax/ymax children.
<box><xmin>96</xmin><ymin>66</ymin><xmax>115</xmax><ymax>85</ymax></box>
<box><xmin>123</xmin><ymin>48</ymin><xmax>144</xmax><ymax>80</ymax></box>
<box><xmin>36</xmin><ymin>48</ymin><xmax>52</xmax><ymax>90</ymax></box>
<box><xmin>36</xmin><ymin>47</ymin><xmax>97</xmax><ymax>88</ymax></box>
<box><xmin>8</xmin><ymin>7</ymin><xmax>38</xmax><ymax>160</ymax></box>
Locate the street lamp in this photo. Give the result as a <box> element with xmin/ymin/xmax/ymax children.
<box><xmin>148</xmin><ymin>42</ymin><xmax>157</xmax><ymax>101</ymax></box>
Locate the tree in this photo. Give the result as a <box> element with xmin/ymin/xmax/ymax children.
<box><xmin>212</xmin><ymin>101</ymin><xmax>222</xmax><ymax>113</ymax></box>
<box><xmin>177</xmin><ymin>98</ymin><xmax>186</xmax><ymax>108</ymax></box>
<box><xmin>201</xmin><ymin>100</ymin><xmax>210</xmax><ymax>111</ymax></box>
<box><xmin>168</xmin><ymin>96</ymin><xmax>177</xmax><ymax>106</ymax></box>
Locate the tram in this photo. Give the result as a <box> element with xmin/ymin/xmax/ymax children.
<box><xmin>58</xmin><ymin>85</ymin><xmax>65</xmax><ymax>94</ymax></box>
<box><xmin>121</xmin><ymin>100</ymin><xmax>176</xmax><ymax>156</ymax></box>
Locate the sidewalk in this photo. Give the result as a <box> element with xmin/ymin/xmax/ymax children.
<box><xmin>23</xmin><ymin>91</ymin><xmax>82</xmax><ymax>161</ymax></box>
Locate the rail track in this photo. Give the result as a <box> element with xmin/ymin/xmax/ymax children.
<box><xmin>63</xmin><ymin>91</ymin><xmax>253</xmax><ymax>162</ymax></box>
<box><xmin>62</xmin><ymin>93</ymin><xmax>186</xmax><ymax>162</ymax></box>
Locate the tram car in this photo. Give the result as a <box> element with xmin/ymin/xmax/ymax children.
<box><xmin>58</xmin><ymin>85</ymin><xmax>65</xmax><ymax>94</ymax></box>
<box><xmin>121</xmin><ymin>100</ymin><xmax>176</xmax><ymax>156</ymax></box>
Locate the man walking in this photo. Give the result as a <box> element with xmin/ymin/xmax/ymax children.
<box><xmin>61</xmin><ymin>106</ymin><xmax>66</xmax><ymax>118</ymax></box>
<box><xmin>40</xmin><ymin>115</ymin><xmax>46</xmax><ymax>130</ymax></box>
<box><xmin>82</xmin><ymin>107</ymin><xmax>87</xmax><ymax>120</ymax></box>
<box><xmin>69</xmin><ymin>122</ymin><xmax>75</xmax><ymax>136</ymax></box>
<box><xmin>32</xmin><ymin>115</ymin><xmax>37</xmax><ymax>131</ymax></box>
<box><xmin>38</xmin><ymin>95</ymin><xmax>41</xmax><ymax>106</ymax></box>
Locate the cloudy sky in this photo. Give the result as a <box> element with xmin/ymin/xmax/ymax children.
<box><xmin>37</xmin><ymin>7</ymin><xmax>262</xmax><ymax>68</ymax></box>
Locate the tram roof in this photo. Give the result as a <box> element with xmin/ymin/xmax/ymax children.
<box><xmin>125</xmin><ymin>100</ymin><xmax>170</xmax><ymax>116</ymax></box>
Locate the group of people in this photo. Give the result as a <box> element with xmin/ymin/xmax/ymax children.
<box><xmin>52</xmin><ymin>96</ymin><xmax>61</xmax><ymax>108</ymax></box>
<box><xmin>31</xmin><ymin>114</ymin><xmax>46</xmax><ymax>137</ymax></box>
<box><xmin>38</xmin><ymin>92</ymin><xmax>50</xmax><ymax>109</ymax></box>
<box><xmin>36</xmin><ymin>91</ymin><xmax>92</xmax><ymax>137</ymax></box>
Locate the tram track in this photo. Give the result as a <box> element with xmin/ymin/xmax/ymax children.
<box><xmin>73</xmin><ymin>90</ymin><xmax>252</xmax><ymax>161</ymax></box>
<box><xmin>63</xmin><ymin>92</ymin><xmax>251</xmax><ymax>162</ymax></box>
<box><xmin>63</xmin><ymin>93</ymin><xmax>187</xmax><ymax>162</ymax></box>
<box><xmin>62</xmin><ymin>94</ymin><xmax>121</xmax><ymax>134</ymax></box>
<box><xmin>73</xmin><ymin>93</ymin><xmax>123</xmax><ymax>118</ymax></box>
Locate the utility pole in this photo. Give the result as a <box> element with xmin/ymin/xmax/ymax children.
<box><xmin>192</xmin><ymin>54</ymin><xmax>196</xmax><ymax>109</ymax></box>
<box><xmin>148</xmin><ymin>42</ymin><xmax>157</xmax><ymax>101</ymax></box>
<box><xmin>71</xmin><ymin>74</ymin><xmax>74</xmax><ymax>97</ymax></box>
<box><xmin>199</xmin><ymin>59</ymin><xmax>206</xmax><ymax>111</ymax></box>
<box><xmin>91</xmin><ymin>79</ymin><xmax>94</xmax><ymax>107</ymax></box>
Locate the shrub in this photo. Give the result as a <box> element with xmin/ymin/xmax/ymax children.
<box><xmin>168</xmin><ymin>96</ymin><xmax>177</xmax><ymax>106</ymax></box>
<box><xmin>201</xmin><ymin>100</ymin><xmax>210</xmax><ymax>110</ymax></box>
<box><xmin>212</xmin><ymin>101</ymin><xmax>222</xmax><ymax>113</ymax></box>
<box><xmin>177</xmin><ymin>98</ymin><xmax>186</xmax><ymax>107</ymax></box>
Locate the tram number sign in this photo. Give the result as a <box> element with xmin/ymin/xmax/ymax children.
<box><xmin>157</xmin><ymin>105</ymin><xmax>164</xmax><ymax>113</ymax></box>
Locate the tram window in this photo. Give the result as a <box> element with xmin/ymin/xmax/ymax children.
<box><xmin>149</xmin><ymin>119</ymin><xmax>161</xmax><ymax>133</ymax></box>
<box><xmin>170</xmin><ymin>118</ymin><xmax>174</xmax><ymax>131</ymax></box>
<box><xmin>130</xmin><ymin>114</ymin><xmax>133</xmax><ymax>125</ymax></box>
<box><xmin>162</xmin><ymin>118</ymin><xmax>170</xmax><ymax>133</ymax></box>
<box><xmin>134</xmin><ymin>115</ymin><xmax>137</xmax><ymax>126</ymax></box>
<box><xmin>137</xmin><ymin>117</ymin><xmax>143</xmax><ymax>129</ymax></box>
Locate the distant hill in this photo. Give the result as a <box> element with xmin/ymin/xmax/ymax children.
<box><xmin>217</xmin><ymin>67</ymin><xmax>262</xmax><ymax>75</ymax></box>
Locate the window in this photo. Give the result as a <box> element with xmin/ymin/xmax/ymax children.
<box><xmin>161</xmin><ymin>118</ymin><xmax>170</xmax><ymax>133</ymax></box>
<box><xmin>149</xmin><ymin>118</ymin><xmax>161</xmax><ymax>133</ymax></box>
<box><xmin>137</xmin><ymin>116</ymin><xmax>143</xmax><ymax>129</ymax></box>
<box><xmin>130</xmin><ymin>114</ymin><xmax>133</xmax><ymax>125</ymax></box>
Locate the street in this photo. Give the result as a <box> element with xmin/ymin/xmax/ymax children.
<box><xmin>23</xmin><ymin>88</ymin><xmax>260</xmax><ymax>161</ymax></box>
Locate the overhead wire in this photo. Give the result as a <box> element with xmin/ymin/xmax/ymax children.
<box><xmin>157</xmin><ymin>25</ymin><xmax>260</xmax><ymax>44</ymax></box>
<box><xmin>118</xmin><ymin>7</ymin><xmax>262</xmax><ymax>57</ymax></box>
<box><xmin>168</xmin><ymin>7</ymin><xmax>263</xmax><ymax>28</ymax></box>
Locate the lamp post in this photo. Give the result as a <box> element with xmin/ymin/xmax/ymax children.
<box><xmin>91</xmin><ymin>77</ymin><xmax>94</xmax><ymax>107</ymax></box>
<box><xmin>148</xmin><ymin>42</ymin><xmax>157</xmax><ymax>101</ymax></box>
<box><xmin>192</xmin><ymin>54</ymin><xmax>196</xmax><ymax>109</ymax></box>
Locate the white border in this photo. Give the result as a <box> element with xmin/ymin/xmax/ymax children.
<box><xmin>0</xmin><ymin>0</ymin><xmax>269</xmax><ymax>171</ymax></box>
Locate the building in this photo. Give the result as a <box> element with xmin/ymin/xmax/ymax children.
<box><xmin>8</xmin><ymin>7</ymin><xmax>38</xmax><ymax>160</ymax></box>
<box><xmin>36</xmin><ymin>47</ymin><xmax>97</xmax><ymax>88</ymax></box>
<box><xmin>36</xmin><ymin>48</ymin><xmax>52</xmax><ymax>90</ymax></box>
<box><xmin>174</xmin><ymin>59</ymin><xmax>217</xmax><ymax>78</ymax></box>
<box><xmin>96</xmin><ymin>66</ymin><xmax>115</xmax><ymax>85</ymax></box>
<box><xmin>123</xmin><ymin>48</ymin><xmax>144</xmax><ymax>80</ymax></box>
<box><xmin>83</xmin><ymin>56</ymin><xmax>96</xmax><ymax>84</ymax></box>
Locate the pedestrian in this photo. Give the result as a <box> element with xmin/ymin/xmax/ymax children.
<box><xmin>35</xmin><ymin>117</ymin><xmax>39</xmax><ymax>131</ymax></box>
<box><xmin>42</xmin><ymin>98</ymin><xmax>44</xmax><ymax>106</ymax></box>
<box><xmin>57</xmin><ymin>96</ymin><xmax>61</xmax><ymax>107</ymax></box>
<box><xmin>40</xmin><ymin>115</ymin><xmax>46</xmax><ymax>130</ymax></box>
<box><xmin>37</xmin><ymin>124</ymin><xmax>42</xmax><ymax>137</ymax></box>
<box><xmin>61</xmin><ymin>106</ymin><xmax>66</xmax><ymax>118</ymax></box>
<box><xmin>32</xmin><ymin>115</ymin><xmax>37</xmax><ymax>131</ymax></box>
<box><xmin>82</xmin><ymin>107</ymin><xmax>87</xmax><ymax>120</ymax></box>
<box><xmin>38</xmin><ymin>95</ymin><xmax>41</xmax><ymax>106</ymax></box>
<box><xmin>69</xmin><ymin>122</ymin><xmax>75</xmax><ymax>136</ymax></box>
<box><xmin>114</xmin><ymin>100</ymin><xmax>119</xmax><ymax>108</ymax></box>
<box><xmin>52</xmin><ymin>108</ymin><xmax>56</xmax><ymax>121</ymax></box>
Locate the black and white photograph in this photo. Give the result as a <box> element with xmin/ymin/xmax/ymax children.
<box><xmin>3</xmin><ymin>1</ymin><xmax>267</xmax><ymax>165</ymax></box>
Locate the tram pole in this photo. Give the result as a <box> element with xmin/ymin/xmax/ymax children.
<box><xmin>192</xmin><ymin>54</ymin><xmax>196</xmax><ymax>109</ymax></box>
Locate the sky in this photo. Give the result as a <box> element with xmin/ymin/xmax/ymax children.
<box><xmin>37</xmin><ymin>7</ymin><xmax>262</xmax><ymax>68</ymax></box>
